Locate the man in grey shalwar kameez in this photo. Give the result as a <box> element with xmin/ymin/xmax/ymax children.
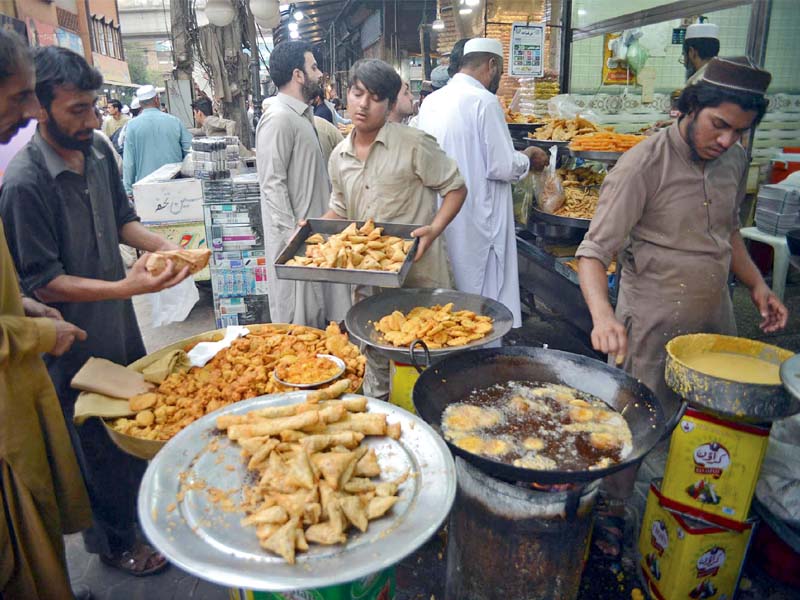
<box><xmin>256</xmin><ymin>41</ymin><xmax>350</xmax><ymax>328</ymax></box>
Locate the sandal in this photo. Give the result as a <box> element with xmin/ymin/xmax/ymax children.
<box><xmin>100</xmin><ymin>541</ymin><xmax>169</xmax><ymax>577</ymax></box>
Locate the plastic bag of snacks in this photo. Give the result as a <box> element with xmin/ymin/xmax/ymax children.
<box><xmin>535</xmin><ymin>146</ymin><xmax>564</xmax><ymax>214</ymax></box>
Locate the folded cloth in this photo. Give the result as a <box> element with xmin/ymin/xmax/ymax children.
<box><xmin>73</xmin><ymin>392</ymin><xmax>133</xmax><ymax>425</ymax></box>
<box><xmin>71</xmin><ymin>357</ymin><xmax>153</xmax><ymax>398</ymax></box>
<box><xmin>141</xmin><ymin>349</ymin><xmax>192</xmax><ymax>384</ymax></box>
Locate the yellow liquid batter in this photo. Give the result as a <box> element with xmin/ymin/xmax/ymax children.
<box><xmin>683</xmin><ymin>352</ymin><xmax>781</xmax><ymax>384</ymax></box>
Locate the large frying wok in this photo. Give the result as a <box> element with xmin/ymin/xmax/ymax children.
<box><xmin>413</xmin><ymin>346</ymin><xmax>676</xmax><ymax>484</ymax></box>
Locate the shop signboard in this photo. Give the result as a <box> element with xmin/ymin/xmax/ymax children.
<box><xmin>509</xmin><ymin>22</ymin><xmax>544</xmax><ymax>78</ymax></box>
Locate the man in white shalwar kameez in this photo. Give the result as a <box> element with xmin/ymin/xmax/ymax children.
<box><xmin>418</xmin><ymin>38</ymin><xmax>546</xmax><ymax>327</ymax></box>
<box><xmin>257</xmin><ymin>41</ymin><xmax>350</xmax><ymax>327</ymax></box>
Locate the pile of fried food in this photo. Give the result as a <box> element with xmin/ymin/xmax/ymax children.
<box><xmin>530</xmin><ymin>116</ymin><xmax>601</xmax><ymax>141</ymax></box>
<box><xmin>569</xmin><ymin>131</ymin><xmax>646</xmax><ymax>153</ymax></box>
<box><xmin>374</xmin><ymin>303</ymin><xmax>493</xmax><ymax>349</ymax></box>
<box><xmin>505</xmin><ymin>109</ymin><xmax>540</xmax><ymax>124</ymax></box>
<box><xmin>112</xmin><ymin>324</ymin><xmax>365</xmax><ymax>442</ymax></box>
<box><xmin>554</xmin><ymin>187</ymin><xmax>600</xmax><ymax>220</ymax></box>
<box><xmin>275</xmin><ymin>355</ymin><xmax>342</xmax><ymax>385</ymax></box>
<box><xmin>285</xmin><ymin>219</ymin><xmax>413</xmax><ymax>272</ymax></box>
<box><xmin>215</xmin><ymin>380</ymin><xmax>405</xmax><ymax>564</ymax></box>
<box><xmin>549</xmin><ymin>167</ymin><xmax>606</xmax><ymax>220</ymax></box>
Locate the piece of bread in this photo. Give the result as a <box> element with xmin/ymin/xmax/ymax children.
<box><xmin>145</xmin><ymin>249</ymin><xmax>211</xmax><ymax>276</ymax></box>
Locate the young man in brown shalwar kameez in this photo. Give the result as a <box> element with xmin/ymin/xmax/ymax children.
<box><xmin>0</xmin><ymin>30</ymin><xmax>93</xmax><ymax>599</ymax></box>
<box><xmin>576</xmin><ymin>57</ymin><xmax>788</xmax><ymax>561</ymax></box>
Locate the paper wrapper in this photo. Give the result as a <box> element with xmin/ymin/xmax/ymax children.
<box><xmin>71</xmin><ymin>357</ymin><xmax>154</xmax><ymax>398</ymax></box>
<box><xmin>73</xmin><ymin>330</ymin><xmax>226</xmax><ymax>461</ymax></box>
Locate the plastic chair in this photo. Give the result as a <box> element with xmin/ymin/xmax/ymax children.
<box><xmin>740</xmin><ymin>226</ymin><xmax>790</xmax><ymax>301</ymax></box>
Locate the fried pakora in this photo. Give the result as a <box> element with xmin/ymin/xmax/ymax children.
<box><xmin>112</xmin><ymin>324</ymin><xmax>365</xmax><ymax>442</ymax></box>
<box><xmin>373</xmin><ymin>303</ymin><xmax>494</xmax><ymax>349</ymax></box>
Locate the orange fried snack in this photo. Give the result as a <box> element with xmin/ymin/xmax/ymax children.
<box><xmin>112</xmin><ymin>323</ymin><xmax>366</xmax><ymax>442</ymax></box>
<box><xmin>569</xmin><ymin>131</ymin><xmax>645</xmax><ymax>153</ymax></box>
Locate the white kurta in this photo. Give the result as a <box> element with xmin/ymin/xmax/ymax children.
<box><xmin>417</xmin><ymin>74</ymin><xmax>526</xmax><ymax>326</ymax></box>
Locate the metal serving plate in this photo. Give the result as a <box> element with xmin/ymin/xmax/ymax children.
<box><xmin>274</xmin><ymin>219</ymin><xmax>420</xmax><ymax>288</ymax></box>
<box><xmin>138</xmin><ymin>392</ymin><xmax>456</xmax><ymax>592</ymax></box>
<box><xmin>345</xmin><ymin>288</ymin><xmax>514</xmax><ymax>365</ymax></box>
<box><xmin>525</xmin><ymin>138</ymin><xmax>570</xmax><ymax>150</ymax></box>
<box><xmin>570</xmin><ymin>149</ymin><xmax>624</xmax><ymax>163</ymax></box>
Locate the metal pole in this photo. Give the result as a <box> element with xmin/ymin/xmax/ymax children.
<box><xmin>746</xmin><ymin>0</ymin><xmax>772</xmax><ymax>66</ymax></box>
<box><xmin>559</xmin><ymin>0</ymin><xmax>572</xmax><ymax>93</ymax></box>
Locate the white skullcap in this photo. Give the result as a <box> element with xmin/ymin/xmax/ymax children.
<box><xmin>135</xmin><ymin>84</ymin><xmax>158</xmax><ymax>101</ymax></box>
<box><xmin>121</xmin><ymin>105</ymin><xmax>130</xmax><ymax>114</ymax></box>
<box><xmin>685</xmin><ymin>23</ymin><xmax>719</xmax><ymax>41</ymax></box>
<box><xmin>131</xmin><ymin>97</ymin><xmax>140</xmax><ymax>109</ymax></box>
<box><xmin>463</xmin><ymin>38</ymin><xmax>504</xmax><ymax>60</ymax></box>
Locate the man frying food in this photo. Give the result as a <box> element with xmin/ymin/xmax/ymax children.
<box><xmin>576</xmin><ymin>57</ymin><xmax>788</xmax><ymax>559</ymax></box>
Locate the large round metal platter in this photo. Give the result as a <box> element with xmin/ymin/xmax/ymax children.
<box><xmin>138</xmin><ymin>392</ymin><xmax>456</xmax><ymax>591</ymax></box>
<box><xmin>525</xmin><ymin>137</ymin><xmax>570</xmax><ymax>148</ymax></box>
<box><xmin>345</xmin><ymin>288</ymin><xmax>514</xmax><ymax>365</ymax></box>
<box><xmin>570</xmin><ymin>149</ymin><xmax>623</xmax><ymax>162</ymax></box>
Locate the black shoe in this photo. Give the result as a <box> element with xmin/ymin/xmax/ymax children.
<box><xmin>72</xmin><ymin>583</ymin><xmax>93</xmax><ymax>600</ymax></box>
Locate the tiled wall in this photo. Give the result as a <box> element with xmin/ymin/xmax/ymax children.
<box><xmin>764</xmin><ymin>0</ymin><xmax>800</xmax><ymax>92</ymax></box>
<box><xmin>570</xmin><ymin>4</ymin><xmax>751</xmax><ymax>94</ymax></box>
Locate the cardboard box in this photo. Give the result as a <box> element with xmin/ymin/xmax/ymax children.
<box><xmin>132</xmin><ymin>163</ymin><xmax>204</xmax><ymax>224</ymax></box>
<box><xmin>661</xmin><ymin>408</ymin><xmax>770</xmax><ymax>528</ymax></box>
<box><xmin>639</xmin><ymin>481</ymin><xmax>754</xmax><ymax>600</ymax></box>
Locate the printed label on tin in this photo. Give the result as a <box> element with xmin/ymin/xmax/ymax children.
<box><xmin>696</xmin><ymin>546</ymin><xmax>726</xmax><ymax>578</ymax></box>
<box><xmin>650</xmin><ymin>520</ymin><xmax>669</xmax><ymax>555</ymax></box>
<box><xmin>693</xmin><ymin>442</ymin><xmax>730</xmax><ymax>478</ymax></box>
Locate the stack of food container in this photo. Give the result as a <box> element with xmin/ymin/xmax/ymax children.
<box><xmin>639</xmin><ymin>334</ymin><xmax>797</xmax><ymax>600</ymax></box>
<box><xmin>755</xmin><ymin>182</ymin><xmax>800</xmax><ymax>236</ymax></box>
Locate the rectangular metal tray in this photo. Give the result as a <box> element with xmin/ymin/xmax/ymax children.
<box><xmin>274</xmin><ymin>219</ymin><xmax>420</xmax><ymax>287</ymax></box>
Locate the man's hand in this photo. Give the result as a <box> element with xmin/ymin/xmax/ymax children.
<box><xmin>50</xmin><ymin>319</ymin><xmax>88</xmax><ymax>357</ymax></box>
<box><xmin>591</xmin><ymin>314</ymin><xmax>628</xmax><ymax>365</ymax></box>
<box><xmin>750</xmin><ymin>281</ymin><xmax>789</xmax><ymax>333</ymax></box>
<box><xmin>523</xmin><ymin>146</ymin><xmax>548</xmax><ymax>172</ymax></box>
<box><xmin>123</xmin><ymin>254</ymin><xmax>191</xmax><ymax>296</ymax></box>
<box><xmin>22</xmin><ymin>296</ymin><xmax>63</xmax><ymax>320</ymax></box>
<box><xmin>410</xmin><ymin>224</ymin><xmax>441</xmax><ymax>262</ymax></box>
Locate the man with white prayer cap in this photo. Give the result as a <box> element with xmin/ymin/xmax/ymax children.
<box><xmin>417</xmin><ymin>38</ymin><xmax>547</xmax><ymax>330</ymax></box>
<box><xmin>683</xmin><ymin>22</ymin><xmax>720</xmax><ymax>84</ymax></box>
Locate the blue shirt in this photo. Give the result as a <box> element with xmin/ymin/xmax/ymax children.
<box><xmin>122</xmin><ymin>107</ymin><xmax>192</xmax><ymax>192</ymax></box>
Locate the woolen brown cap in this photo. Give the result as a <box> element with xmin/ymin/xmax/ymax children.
<box><xmin>697</xmin><ymin>56</ymin><xmax>772</xmax><ymax>96</ymax></box>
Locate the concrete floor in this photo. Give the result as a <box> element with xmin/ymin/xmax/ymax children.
<box><xmin>64</xmin><ymin>278</ymin><xmax>800</xmax><ymax>599</ymax></box>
